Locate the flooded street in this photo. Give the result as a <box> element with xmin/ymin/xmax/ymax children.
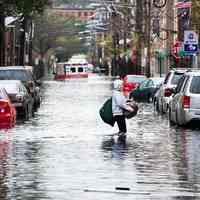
<box><xmin>0</xmin><ymin>74</ymin><xmax>200</xmax><ymax>199</ymax></box>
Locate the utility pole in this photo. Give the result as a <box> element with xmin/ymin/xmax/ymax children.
<box><xmin>146</xmin><ymin>0</ymin><xmax>151</xmax><ymax>77</ymax></box>
<box><xmin>136</xmin><ymin>0</ymin><xmax>143</xmax><ymax>75</ymax></box>
<box><xmin>166</xmin><ymin>0</ymin><xmax>174</xmax><ymax>73</ymax></box>
<box><xmin>0</xmin><ymin>2</ymin><xmax>5</xmax><ymax>66</ymax></box>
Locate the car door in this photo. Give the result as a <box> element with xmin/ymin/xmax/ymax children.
<box><xmin>20</xmin><ymin>84</ymin><xmax>33</xmax><ymax>117</ymax></box>
<box><xmin>171</xmin><ymin>76</ymin><xmax>187</xmax><ymax>124</ymax></box>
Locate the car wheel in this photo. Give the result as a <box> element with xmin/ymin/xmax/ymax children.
<box><xmin>148</xmin><ymin>94</ymin><xmax>153</xmax><ymax>103</ymax></box>
<box><xmin>168</xmin><ymin>108</ymin><xmax>175</xmax><ymax>125</ymax></box>
<box><xmin>175</xmin><ymin>111</ymin><xmax>180</xmax><ymax>126</ymax></box>
<box><xmin>155</xmin><ymin>99</ymin><xmax>159</xmax><ymax>112</ymax></box>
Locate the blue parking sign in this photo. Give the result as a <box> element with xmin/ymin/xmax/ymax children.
<box><xmin>184</xmin><ymin>44</ymin><xmax>198</xmax><ymax>53</ymax></box>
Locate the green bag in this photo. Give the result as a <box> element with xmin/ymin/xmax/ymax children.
<box><xmin>99</xmin><ymin>98</ymin><xmax>114</xmax><ymax>127</ymax></box>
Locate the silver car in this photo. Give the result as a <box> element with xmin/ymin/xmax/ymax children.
<box><xmin>169</xmin><ymin>70</ymin><xmax>200</xmax><ymax>125</ymax></box>
<box><xmin>0</xmin><ymin>80</ymin><xmax>33</xmax><ymax>120</ymax></box>
<box><xmin>155</xmin><ymin>68</ymin><xmax>187</xmax><ymax>113</ymax></box>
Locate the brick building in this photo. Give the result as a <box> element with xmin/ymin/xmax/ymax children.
<box><xmin>52</xmin><ymin>7</ymin><xmax>95</xmax><ymax>22</ymax></box>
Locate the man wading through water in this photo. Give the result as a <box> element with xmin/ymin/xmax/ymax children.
<box><xmin>112</xmin><ymin>79</ymin><xmax>133</xmax><ymax>140</ymax></box>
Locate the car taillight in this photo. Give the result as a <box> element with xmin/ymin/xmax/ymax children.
<box><xmin>0</xmin><ymin>101</ymin><xmax>10</xmax><ymax>114</ymax></box>
<box><xmin>182</xmin><ymin>95</ymin><xmax>190</xmax><ymax>109</ymax></box>
<box><xmin>164</xmin><ymin>88</ymin><xmax>172</xmax><ymax>97</ymax></box>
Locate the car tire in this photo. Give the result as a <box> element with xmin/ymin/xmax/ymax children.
<box><xmin>168</xmin><ymin>108</ymin><xmax>175</xmax><ymax>126</ymax></box>
<box><xmin>148</xmin><ymin>94</ymin><xmax>153</xmax><ymax>103</ymax></box>
<box><xmin>175</xmin><ymin>111</ymin><xmax>180</xmax><ymax>126</ymax></box>
<box><xmin>155</xmin><ymin>99</ymin><xmax>159</xmax><ymax>112</ymax></box>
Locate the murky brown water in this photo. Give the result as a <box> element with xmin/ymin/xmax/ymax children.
<box><xmin>0</xmin><ymin>74</ymin><xmax>200</xmax><ymax>200</ymax></box>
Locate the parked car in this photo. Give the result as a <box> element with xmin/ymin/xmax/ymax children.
<box><xmin>169</xmin><ymin>70</ymin><xmax>200</xmax><ymax>126</ymax></box>
<box><xmin>0</xmin><ymin>87</ymin><xmax>16</xmax><ymax>128</ymax></box>
<box><xmin>129</xmin><ymin>77</ymin><xmax>164</xmax><ymax>102</ymax></box>
<box><xmin>155</xmin><ymin>68</ymin><xmax>187</xmax><ymax>113</ymax></box>
<box><xmin>122</xmin><ymin>74</ymin><xmax>146</xmax><ymax>93</ymax></box>
<box><xmin>0</xmin><ymin>80</ymin><xmax>33</xmax><ymax>120</ymax></box>
<box><xmin>0</xmin><ymin>66</ymin><xmax>41</xmax><ymax>110</ymax></box>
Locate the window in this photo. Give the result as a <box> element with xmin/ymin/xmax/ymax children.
<box><xmin>78</xmin><ymin>67</ymin><xmax>83</xmax><ymax>72</ymax></box>
<box><xmin>0</xmin><ymin>70</ymin><xmax>32</xmax><ymax>82</ymax></box>
<box><xmin>171</xmin><ymin>72</ymin><xmax>184</xmax><ymax>85</ymax></box>
<box><xmin>70</xmin><ymin>67</ymin><xmax>76</xmax><ymax>73</ymax></box>
<box><xmin>175</xmin><ymin>75</ymin><xmax>185</xmax><ymax>93</ymax></box>
<box><xmin>147</xmin><ymin>80</ymin><xmax>154</xmax><ymax>87</ymax></box>
<box><xmin>190</xmin><ymin>76</ymin><xmax>200</xmax><ymax>94</ymax></box>
<box><xmin>127</xmin><ymin>76</ymin><xmax>145</xmax><ymax>83</ymax></box>
<box><xmin>139</xmin><ymin>80</ymin><xmax>148</xmax><ymax>89</ymax></box>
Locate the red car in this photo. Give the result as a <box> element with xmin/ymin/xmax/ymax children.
<box><xmin>122</xmin><ymin>75</ymin><xmax>146</xmax><ymax>93</ymax></box>
<box><xmin>0</xmin><ymin>88</ymin><xmax>16</xmax><ymax>129</ymax></box>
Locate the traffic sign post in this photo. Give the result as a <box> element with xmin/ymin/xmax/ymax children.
<box><xmin>184</xmin><ymin>30</ymin><xmax>199</xmax><ymax>54</ymax></box>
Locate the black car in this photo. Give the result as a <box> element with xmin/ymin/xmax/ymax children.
<box><xmin>0</xmin><ymin>80</ymin><xmax>33</xmax><ymax>120</ymax></box>
<box><xmin>129</xmin><ymin>77</ymin><xmax>164</xmax><ymax>102</ymax></box>
<box><xmin>0</xmin><ymin>66</ymin><xmax>41</xmax><ymax>110</ymax></box>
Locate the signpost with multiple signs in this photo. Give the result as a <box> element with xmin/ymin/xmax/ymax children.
<box><xmin>184</xmin><ymin>30</ymin><xmax>199</xmax><ymax>54</ymax></box>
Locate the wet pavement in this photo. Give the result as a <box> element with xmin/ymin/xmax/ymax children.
<box><xmin>0</xmin><ymin>74</ymin><xmax>200</xmax><ymax>199</ymax></box>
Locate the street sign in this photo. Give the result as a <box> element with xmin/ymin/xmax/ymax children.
<box><xmin>184</xmin><ymin>31</ymin><xmax>198</xmax><ymax>53</ymax></box>
<box><xmin>184</xmin><ymin>44</ymin><xmax>198</xmax><ymax>54</ymax></box>
<box><xmin>176</xmin><ymin>1</ymin><xmax>192</xmax><ymax>9</ymax></box>
<box><xmin>184</xmin><ymin>31</ymin><xmax>198</xmax><ymax>45</ymax></box>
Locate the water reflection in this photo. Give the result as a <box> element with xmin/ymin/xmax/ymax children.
<box><xmin>101</xmin><ymin>136</ymin><xmax>129</xmax><ymax>160</ymax></box>
<box><xmin>0</xmin><ymin>76</ymin><xmax>200</xmax><ymax>199</ymax></box>
<box><xmin>11</xmin><ymin>140</ymin><xmax>48</xmax><ymax>199</ymax></box>
<box><xmin>0</xmin><ymin>131</ymin><xmax>12</xmax><ymax>200</ymax></box>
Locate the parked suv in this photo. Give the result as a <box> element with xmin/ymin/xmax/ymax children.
<box><xmin>0</xmin><ymin>66</ymin><xmax>41</xmax><ymax>110</ymax></box>
<box><xmin>169</xmin><ymin>70</ymin><xmax>200</xmax><ymax>125</ymax></box>
<box><xmin>155</xmin><ymin>68</ymin><xmax>187</xmax><ymax>113</ymax></box>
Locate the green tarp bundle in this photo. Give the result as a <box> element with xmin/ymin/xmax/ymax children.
<box><xmin>99</xmin><ymin>98</ymin><xmax>114</xmax><ymax>127</ymax></box>
<box><xmin>99</xmin><ymin>98</ymin><xmax>139</xmax><ymax>126</ymax></box>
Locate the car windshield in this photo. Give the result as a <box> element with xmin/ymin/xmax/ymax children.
<box><xmin>171</xmin><ymin>72</ymin><xmax>184</xmax><ymax>85</ymax></box>
<box><xmin>152</xmin><ymin>78</ymin><xmax>164</xmax><ymax>86</ymax></box>
<box><xmin>190</xmin><ymin>76</ymin><xmax>200</xmax><ymax>94</ymax></box>
<box><xmin>127</xmin><ymin>76</ymin><xmax>145</xmax><ymax>83</ymax></box>
<box><xmin>0</xmin><ymin>70</ymin><xmax>32</xmax><ymax>82</ymax></box>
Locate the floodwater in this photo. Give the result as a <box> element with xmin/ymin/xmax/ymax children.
<box><xmin>0</xmin><ymin>74</ymin><xmax>200</xmax><ymax>200</ymax></box>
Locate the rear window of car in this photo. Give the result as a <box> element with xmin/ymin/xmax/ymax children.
<box><xmin>0</xmin><ymin>70</ymin><xmax>32</xmax><ymax>82</ymax></box>
<box><xmin>0</xmin><ymin>83</ymin><xmax>19</xmax><ymax>93</ymax></box>
<box><xmin>190</xmin><ymin>76</ymin><xmax>200</xmax><ymax>94</ymax></box>
<box><xmin>127</xmin><ymin>76</ymin><xmax>145</xmax><ymax>83</ymax></box>
<box><xmin>171</xmin><ymin>72</ymin><xmax>184</xmax><ymax>85</ymax></box>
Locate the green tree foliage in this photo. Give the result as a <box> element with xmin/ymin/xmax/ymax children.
<box><xmin>33</xmin><ymin>11</ymin><xmax>87</xmax><ymax>61</ymax></box>
<box><xmin>0</xmin><ymin>0</ymin><xmax>49</xmax><ymax>65</ymax></box>
<box><xmin>191</xmin><ymin>0</ymin><xmax>200</xmax><ymax>38</ymax></box>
